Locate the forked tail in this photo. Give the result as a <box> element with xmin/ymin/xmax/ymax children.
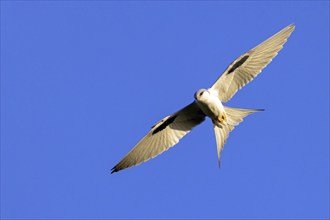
<box><xmin>213</xmin><ymin>106</ymin><xmax>263</xmax><ymax>167</ymax></box>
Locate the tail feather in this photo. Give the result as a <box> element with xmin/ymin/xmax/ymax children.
<box><xmin>224</xmin><ymin>106</ymin><xmax>264</xmax><ymax>126</ymax></box>
<box><xmin>213</xmin><ymin>106</ymin><xmax>263</xmax><ymax>167</ymax></box>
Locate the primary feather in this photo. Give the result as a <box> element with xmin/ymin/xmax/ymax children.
<box><xmin>111</xmin><ymin>103</ymin><xmax>205</xmax><ymax>173</ymax></box>
<box><xmin>211</xmin><ymin>24</ymin><xmax>295</xmax><ymax>102</ymax></box>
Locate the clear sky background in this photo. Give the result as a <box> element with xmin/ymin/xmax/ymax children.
<box><xmin>1</xmin><ymin>1</ymin><xmax>329</xmax><ymax>219</ymax></box>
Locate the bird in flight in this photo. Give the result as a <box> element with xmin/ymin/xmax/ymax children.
<box><xmin>112</xmin><ymin>24</ymin><xmax>295</xmax><ymax>173</ymax></box>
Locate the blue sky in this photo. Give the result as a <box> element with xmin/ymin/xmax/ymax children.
<box><xmin>1</xmin><ymin>1</ymin><xmax>329</xmax><ymax>219</ymax></box>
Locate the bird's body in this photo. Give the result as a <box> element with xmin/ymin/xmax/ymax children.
<box><xmin>112</xmin><ymin>24</ymin><xmax>295</xmax><ymax>173</ymax></box>
<box><xmin>195</xmin><ymin>89</ymin><xmax>226</xmax><ymax>126</ymax></box>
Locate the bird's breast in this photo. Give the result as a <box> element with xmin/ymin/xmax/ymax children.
<box><xmin>196</xmin><ymin>90</ymin><xmax>224</xmax><ymax>120</ymax></box>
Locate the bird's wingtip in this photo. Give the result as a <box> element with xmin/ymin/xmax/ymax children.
<box><xmin>289</xmin><ymin>23</ymin><xmax>296</xmax><ymax>28</ymax></box>
<box><xmin>111</xmin><ymin>167</ymin><xmax>118</xmax><ymax>174</ymax></box>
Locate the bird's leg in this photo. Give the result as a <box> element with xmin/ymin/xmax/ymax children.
<box><xmin>218</xmin><ymin>112</ymin><xmax>227</xmax><ymax>125</ymax></box>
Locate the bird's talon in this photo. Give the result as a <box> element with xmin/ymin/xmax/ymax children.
<box><xmin>218</xmin><ymin>113</ymin><xmax>227</xmax><ymax>125</ymax></box>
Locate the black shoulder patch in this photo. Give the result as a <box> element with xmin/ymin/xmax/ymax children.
<box><xmin>152</xmin><ymin>115</ymin><xmax>177</xmax><ymax>135</ymax></box>
<box><xmin>227</xmin><ymin>55</ymin><xmax>249</xmax><ymax>74</ymax></box>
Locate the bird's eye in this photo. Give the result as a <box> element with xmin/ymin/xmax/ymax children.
<box><xmin>200</xmin><ymin>91</ymin><xmax>204</xmax><ymax>96</ymax></box>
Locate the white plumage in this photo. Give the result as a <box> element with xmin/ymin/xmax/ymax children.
<box><xmin>112</xmin><ymin>24</ymin><xmax>295</xmax><ymax>173</ymax></box>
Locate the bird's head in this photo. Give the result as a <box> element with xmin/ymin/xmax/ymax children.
<box><xmin>194</xmin><ymin>89</ymin><xmax>209</xmax><ymax>101</ymax></box>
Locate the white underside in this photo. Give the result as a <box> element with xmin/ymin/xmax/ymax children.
<box><xmin>196</xmin><ymin>89</ymin><xmax>225</xmax><ymax>121</ymax></box>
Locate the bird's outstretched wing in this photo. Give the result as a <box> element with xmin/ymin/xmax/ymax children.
<box><xmin>211</xmin><ymin>24</ymin><xmax>295</xmax><ymax>102</ymax></box>
<box><xmin>111</xmin><ymin>102</ymin><xmax>205</xmax><ymax>173</ymax></box>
